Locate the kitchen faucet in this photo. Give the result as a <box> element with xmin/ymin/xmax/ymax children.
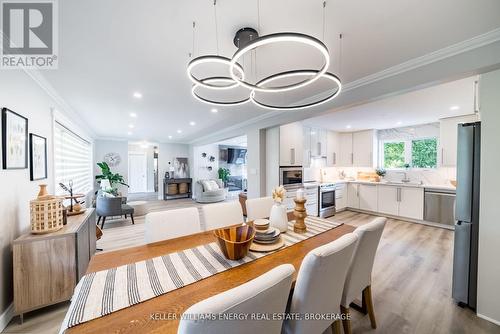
<box><xmin>397</xmin><ymin>171</ymin><xmax>411</xmax><ymax>183</ymax></box>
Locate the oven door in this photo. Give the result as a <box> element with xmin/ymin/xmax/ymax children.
<box><xmin>280</xmin><ymin>168</ymin><xmax>303</xmax><ymax>188</ymax></box>
<box><xmin>320</xmin><ymin>190</ymin><xmax>335</xmax><ymax>210</ymax></box>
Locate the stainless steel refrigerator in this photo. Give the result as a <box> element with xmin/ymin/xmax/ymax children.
<box><xmin>452</xmin><ymin>121</ymin><xmax>480</xmax><ymax>309</ymax></box>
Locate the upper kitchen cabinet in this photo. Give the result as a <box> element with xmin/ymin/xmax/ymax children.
<box><xmin>279</xmin><ymin>122</ymin><xmax>304</xmax><ymax>166</ymax></box>
<box><xmin>337</xmin><ymin>130</ymin><xmax>377</xmax><ymax>167</ymax></box>
<box><xmin>303</xmin><ymin>126</ymin><xmax>312</xmax><ymax>167</ymax></box>
<box><xmin>440</xmin><ymin>114</ymin><xmax>479</xmax><ymax>166</ymax></box>
<box><xmin>327</xmin><ymin>131</ymin><xmax>339</xmax><ymax>166</ymax></box>
<box><xmin>338</xmin><ymin>132</ymin><xmax>354</xmax><ymax>166</ymax></box>
<box><xmin>303</xmin><ymin>126</ymin><xmax>328</xmax><ymax>166</ymax></box>
<box><xmin>352</xmin><ymin>130</ymin><xmax>377</xmax><ymax>167</ymax></box>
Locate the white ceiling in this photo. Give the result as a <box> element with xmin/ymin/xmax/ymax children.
<box><xmin>41</xmin><ymin>0</ymin><xmax>500</xmax><ymax>142</ymax></box>
<box><xmin>302</xmin><ymin>76</ymin><xmax>476</xmax><ymax>131</ymax></box>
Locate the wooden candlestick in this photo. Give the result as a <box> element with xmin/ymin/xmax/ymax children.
<box><xmin>293</xmin><ymin>198</ymin><xmax>307</xmax><ymax>233</ymax></box>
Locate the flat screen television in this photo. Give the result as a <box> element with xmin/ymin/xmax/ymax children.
<box><xmin>227</xmin><ymin>148</ymin><xmax>247</xmax><ymax>164</ymax></box>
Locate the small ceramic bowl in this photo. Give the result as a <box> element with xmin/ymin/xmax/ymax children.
<box><xmin>253</xmin><ymin>218</ymin><xmax>270</xmax><ymax>232</ymax></box>
<box><xmin>214</xmin><ymin>225</ymin><xmax>256</xmax><ymax>260</ymax></box>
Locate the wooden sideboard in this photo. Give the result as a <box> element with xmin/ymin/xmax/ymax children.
<box><xmin>13</xmin><ymin>209</ymin><xmax>96</xmax><ymax>321</ymax></box>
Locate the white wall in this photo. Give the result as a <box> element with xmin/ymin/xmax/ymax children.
<box><xmin>94</xmin><ymin>140</ymin><xmax>129</xmax><ymax>196</ymax></box>
<box><xmin>0</xmin><ymin>70</ymin><xmax>93</xmax><ymax>326</ymax></box>
<box><xmin>477</xmin><ymin>69</ymin><xmax>500</xmax><ymax>325</ymax></box>
<box><xmin>246</xmin><ymin>128</ymin><xmax>266</xmax><ymax>198</ymax></box>
<box><xmin>192</xmin><ymin>144</ymin><xmax>219</xmax><ymax>186</ymax></box>
<box><xmin>158</xmin><ymin>143</ymin><xmax>190</xmax><ymax>199</ymax></box>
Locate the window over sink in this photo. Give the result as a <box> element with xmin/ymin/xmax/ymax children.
<box><xmin>379</xmin><ymin>123</ymin><xmax>439</xmax><ymax>169</ymax></box>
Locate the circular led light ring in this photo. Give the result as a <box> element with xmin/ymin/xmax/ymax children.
<box><xmin>187</xmin><ymin>55</ymin><xmax>245</xmax><ymax>90</ymax></box>
<box><xmin>250</xmin><ymin>70</ymin><xmax>341</xmax><ymax>110</ymax></box>
<box><xmin>192</xmin><ymin>77</ymin><xmax>251</xmax><ymax>106</ymax></box>
<box><xmin>230</xmin><ymin>33</ymin><xmax>330</xmax><ymax>93</ymax></box>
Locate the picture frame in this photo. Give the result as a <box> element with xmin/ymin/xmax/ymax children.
<box><xmin>29</xmin><ymin>133</ymin><xmax>48</xmax><ymax>180</ymax></box>
<box><xmin>2</xmin><ymin>108</ymin><xmax>28</xmax><ymax>169</ymax></box>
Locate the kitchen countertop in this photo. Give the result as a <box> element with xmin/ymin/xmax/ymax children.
<box><xmin>322</xmin><ymin>179</ymin><xmax>456</xmax><ymax>192</ymax></box>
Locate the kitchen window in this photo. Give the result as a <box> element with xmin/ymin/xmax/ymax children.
<box><xmin>381</xmin><ymin>137</ymin><xmax>438</xmax><ymax>169</ymax></box>
<box><xmin>54</xmin><ymin>121</ymin><xmax>93</xmax><ymax>195</ymax></box>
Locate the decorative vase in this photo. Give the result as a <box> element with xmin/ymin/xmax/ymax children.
<box><xmin>37</xmin><ymin>184</ymin><xmax>49</xmax><ymax>199</ymax></box>
<box><xmin>269</xmin><ymin>201</ymin><xmax>288</xmax><ymax>233</ymax></box>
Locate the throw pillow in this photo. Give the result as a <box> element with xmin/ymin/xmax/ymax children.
<box><xmin>208</xmin><ymin>180</ymin><xmax>220</xmax><ymax>190</ymax></box>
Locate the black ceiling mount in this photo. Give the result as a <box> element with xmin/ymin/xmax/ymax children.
<box><xmin>233</xmin><ymin>27</ymin><xmax>259</xmax><ymax>49</ymax></box>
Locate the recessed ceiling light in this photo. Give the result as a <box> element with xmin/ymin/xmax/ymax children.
<box><xmin>133</xmin><ymin>92</ymin><xmax>143</xmax><ymax>99</ymax></box>
<box><xmin>396</xmin><ymin>121</ymin><xmax>402</xmax><ymax>125</ymax></box>
<box><xmin>346</xmin><ymin>125</ymin><xmax>352</xmax><ymax>129</ymax></box>
<box><xmin>189</xmin><ymin>121</ymin><xmax>196</xmax><ymax>126</ymax></box>
<box><xmin>177</xmin><ymin>129</ymin><xmax>182</xmax><ymax>134</ymax></box>
<box><xmin>127</xmin><ymin>131</ymin><xmax>132</xmax><ymax>135</ymax></box>
<box><xmin>128</xmin><ymin>124</ymin><xmax>135</xmax><ymax>129</ymax></box>
<box><xmin>211</xmin><ymin>108</ymin><xmax>218</xmax><ymax>113</ymax></box>
<box><xmin>450</xmin><ymin>105</ymin><xmax>460</xmax><ymax>111</ymax></box>
<box><xmin>168</xmin><ymin>135</ymin><xmax>173</xmax><ymax>139</ymax></box>
<box><xmin>130</xmin><ymin>112</ymin><xmax>137</xmax><ymax>118</ymax></box>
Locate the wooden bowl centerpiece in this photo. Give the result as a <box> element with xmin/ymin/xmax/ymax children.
<box><xmin>214</xmin><ymin>225</ymin><xmax>255</xmax><ymax>260</ymax></box>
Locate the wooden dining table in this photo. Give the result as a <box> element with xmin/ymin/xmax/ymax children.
<box><xmin>66</xmin><ymin>213</ymin><xmax>355</xmax><ymax>334</ymax></box>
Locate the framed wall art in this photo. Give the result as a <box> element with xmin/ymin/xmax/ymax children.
<box><xmin>29</xmin><ymin>133</ymin><xmax>48</xmax><ymax>180</ymax></box>
<box><xmin>2</xmin><ymin>108</ymin><xmax>28</xmax><ymax>169</ymax></box>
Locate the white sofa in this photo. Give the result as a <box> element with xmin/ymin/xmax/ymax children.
<box><xmin>194</xmin><ymin>179</ymin><xmax>227</xmax><ymax>203</ymax></box>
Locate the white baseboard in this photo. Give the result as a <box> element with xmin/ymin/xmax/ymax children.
<box><xmin>477</xmin><ymin>313</ymin><xmax>500</xmax><ymax>326</ymax></box>
<box><xmin>0</xmin><ymin>303</ymin><xmax>14</xmax><ymax>332</ymax></box>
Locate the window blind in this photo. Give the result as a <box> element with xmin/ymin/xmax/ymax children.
<box><xmin>54</xmin><ymin>122</ymin><xmax>92</xmax><ymax>195</ymax></box>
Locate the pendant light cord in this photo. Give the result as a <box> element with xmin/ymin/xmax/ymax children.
<box><xmin>213</xmin><ymin>0</ymin><xmax>220</xmax><ymax>55</ymax></box>
<box><xmin>322</xmin><ymin>1</ymin><xmax>326</xmax><ymax>41</ymax></box>
<box><xmin>190</xmin><ymin>21</ymin><xmax>196</xmax><ymax>58</ymax></box>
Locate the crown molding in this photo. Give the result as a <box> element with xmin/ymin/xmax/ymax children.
<box><xmin>343</xmin><ymin>28</ymin><xmax>500</xmax><ymax>92</ymax></box>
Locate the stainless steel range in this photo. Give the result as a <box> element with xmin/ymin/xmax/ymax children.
<box><xmin>319</xmin><ymin>182</ymin><xmax>336</xmax><ymax>218</ymax></box>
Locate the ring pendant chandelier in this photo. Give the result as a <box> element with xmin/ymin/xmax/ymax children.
<box><xmin>187</xmin><ymin>0</ymin><xmax>342</xmax><ymax>111</ymax></box>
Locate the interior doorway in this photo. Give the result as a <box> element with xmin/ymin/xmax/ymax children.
<box><xmin>128</xmin><ymin>152</ymin><xmax>147</xmax><ymax>193</ymax></box>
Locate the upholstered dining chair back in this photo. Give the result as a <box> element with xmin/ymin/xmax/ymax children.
<box><xmin>342</xmin><ymin>217</ymin><xmax>386</xmax><ymax>306</ymax></box>
<box><xmin>202</xmin><ymin>201</ymin><xmax>244</xmax><ymax>230</ymax></box>
<box><xmin>96</xmin><ymin>196</ymin><xmax>123</xmax><ymax>217</ymax></box>
<box><xmin>178</xmin><ymin>264</ymin><xmax>295</xmax><ymax>334</ymax></box>
<box><xmin>144</xmin><ymin>208</ymin><xmax>201</xmax><ymax>244</ymax></box>
<box><xmin>246</xmin><ymin>196</ymin><xmax>274</xmax><ymax>221</ymax></box>
<box><xmin>284</xmin><ymin>233</ymin><xmax>358</xmax><ymax>334</ymax></box>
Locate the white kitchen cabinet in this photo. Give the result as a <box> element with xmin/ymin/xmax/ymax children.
<box><xmin>303</xmin><ymin>126</ymin><xmax>312</xmax><ymax>167</ymax></box>
<box><xmin>377</xmin><ymin>185</ymin><xmax>399</xmax><ymax>216</ymax></box>
<box><xmin>347</xmin><ymin>183</ymin><xmax>360</xmax><ymax>209</ymax></box>
<box><xmin>304</xmin><ymin>187</ymin><xmax>319</xmax><ymax>216</ymax></box>
<box><xmin>327</xmin><ymin>131</ymin><xmax>339</xmax><ymax>167</ymax></box>
<box><xmin>284</xmin><ymin>190</ymin><xmax>297</xmax><ymax>211</ymax></box>
<box><xmin>398</xmin><ymin>187</ymin><xmax>424</xmax><ymax>220</ymax></box>
<box><xmin>352</xmin><ymin>130</ymin><xmax>377</xmax><ymax>167</ymax></box>
<box><xmin>338</xmin><ymin>133</ymin><xmax>353</xmax><ymax>166</ymax></box>
<box><xmin>439</xmin><ymin>114</ymin><xmax>478</xmax><ymax>167</ymax></box>
<box><xmin>359</xmin><ymin>184</ymin><xmax>378</xmax><ymax>212</ymax></box>
<box><xmin>279</xmin><ymin>122</ymin><xmax>303</xmax><ymax>166</ymax></box>
<box><xmin>335</xmin><ymin>183</ymin><xmax>347</xmax><ymax>210</ymax></box>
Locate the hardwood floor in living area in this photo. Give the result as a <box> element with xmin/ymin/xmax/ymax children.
<box><xmin>3</xmin><ymin>209</ymin><xmax>499</xmax><ymax>333</ymax></box>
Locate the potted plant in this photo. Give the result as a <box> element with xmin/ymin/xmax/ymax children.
<box><xmin>95</xmin><ymin>162</ymin><xmax>129</xmax><ymax>196</ymax></box>
<box><xmin>217</xmin><ymin>167</ymin><xmax>231</xmax><ymax>187</ymax></box>
<box><xmin>375</xmin><ymin>168</ymin><xmax>386</xmax><ymax>181</ymax></box>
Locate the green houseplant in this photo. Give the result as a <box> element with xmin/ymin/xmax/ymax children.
<box><xmin>218</xmin><ymin>167</ymin><xmax>231</xmax><ymax>186</ymax></box>
<box><xmin>95</xmin><ymin>162</ymin><xmax>129</xmax><ymax>195</ymax></box>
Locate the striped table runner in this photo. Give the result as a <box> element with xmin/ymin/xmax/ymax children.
<box><xmin>60</xmin><ymin>217</ymin><xmax>341</xmax><ymax>332</ymax></box>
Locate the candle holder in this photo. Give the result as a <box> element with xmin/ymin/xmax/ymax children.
<box><xmin>293</xmin><ymin>198</ymin><xmax>307</xmax><ymax>233</ymax></box>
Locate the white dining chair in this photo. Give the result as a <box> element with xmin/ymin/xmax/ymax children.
<box><xmin>178</xmin><ymin>264</ymin><xmax>295</xmax><ymax>334</ymax></box>
<box><xmin>144</xmin><ymin>208</ymin><xmax>201</xmax><ymax>243</ymax></box>
<box><xmin>246</xmin><ymin>196</ymin><xmax>274</xmax><ymax>221</ymax></box>
<box><xmin>341</xmin><ymin>217</ymin><xmax>386</xmax><ymax>334</ymax></box>
<box><xmin>283</xmin><ymin>233</ymin><xmax>359</xmax><ymax>334</ymax></box>
<box><xmin>202</xmin><ymin>201</ymin><xmax>244</xmax><ymax>230</ymax></box>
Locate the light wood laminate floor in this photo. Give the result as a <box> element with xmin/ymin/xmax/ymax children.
<box><xmin>3</xmin><ymin>205</ymin><xmax>499</xmax><ymax>333</ymax></box>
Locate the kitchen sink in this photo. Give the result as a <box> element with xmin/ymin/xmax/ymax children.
<box><xmin>382</xmin><ymin>180</ymin><xmax>423</xmax><ymax>186</ymax></box>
